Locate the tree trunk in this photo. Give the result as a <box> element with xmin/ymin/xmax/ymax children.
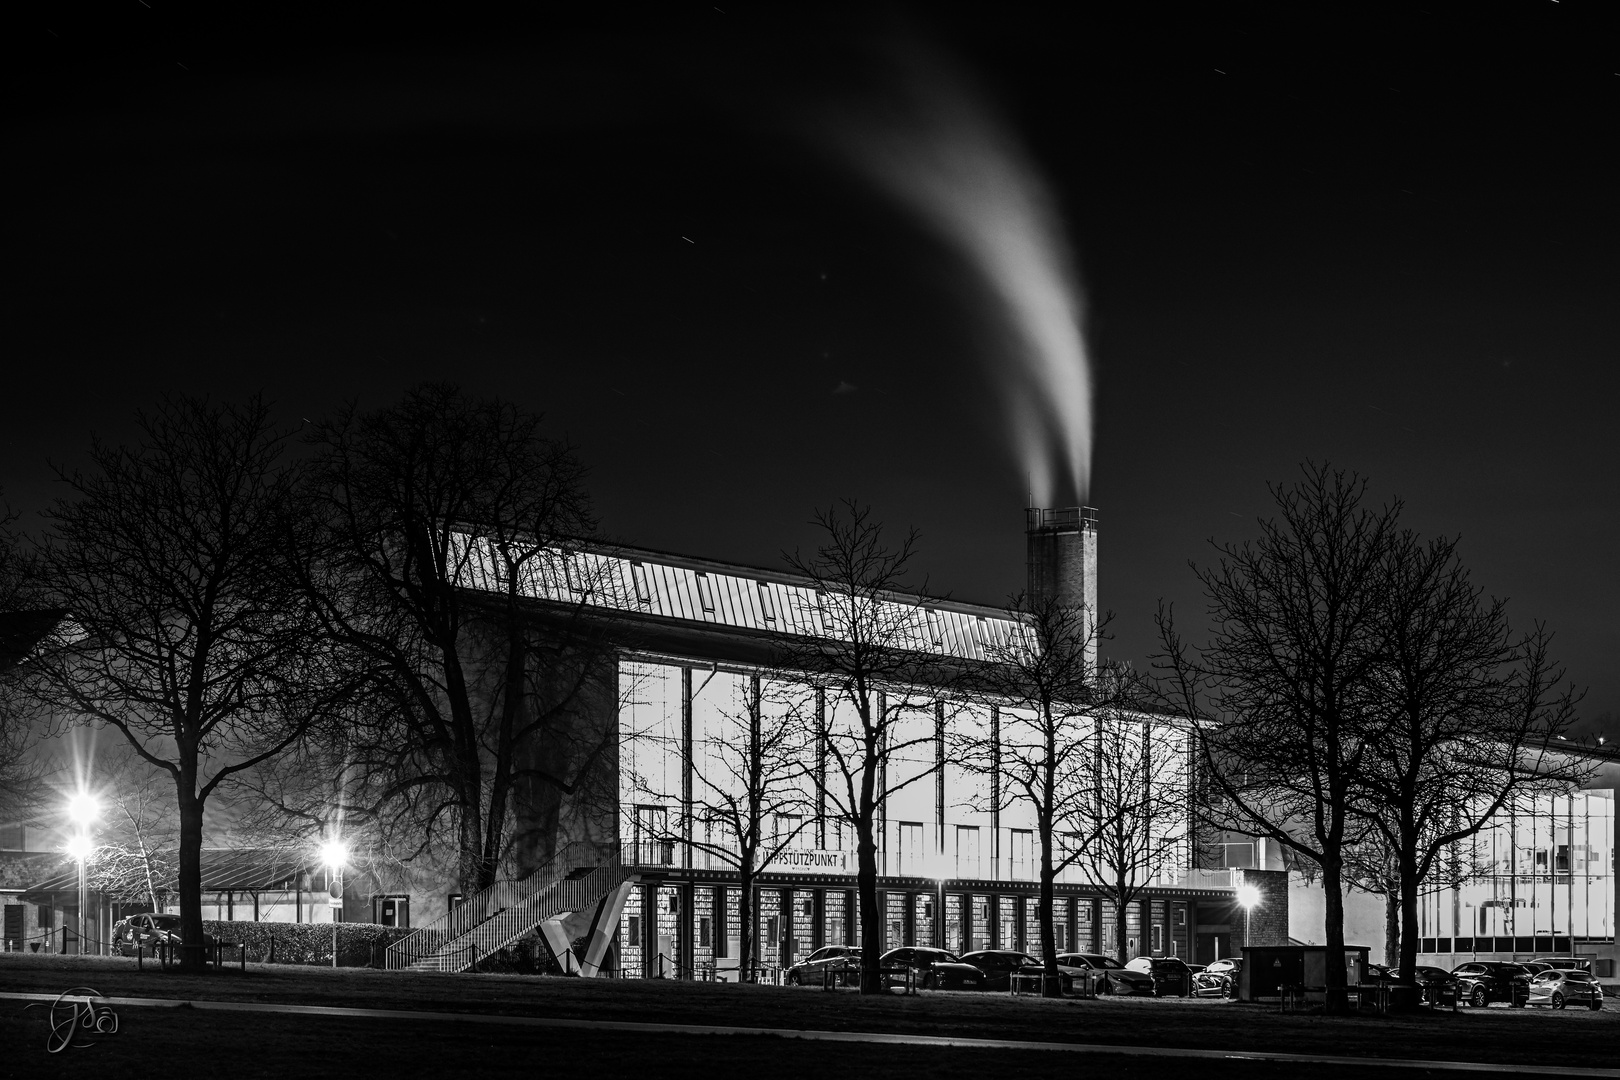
<box><xmin>857</xmin><ymin>814</ymin><xmax>882</xmax><ymax>994</ymax></box>
<box><xmin>1399</xmin><ymin>839</ymin><xmax>1422</xmax><ymax>1005</ymax></box>
<box><xmin>175</xmin><ymin>764</ymin><xmax>206</xmax><ymax>973</ymax></box>
<box><xmin>478</xmin><ymin>618</ymin><xmax>527</xmax><ymax>893</ymax></box>
<box><xmin>1384</xmin><ymin>888</ymin><xmax>1400</xmax><ymax>968</ymax></box>
<box><xmin>1321</xmin><ymin>855</ymin><xmax>1350</xmax><ymax>1015</ymax></box>
<box><xmin>1038</xmin><ymin>836</ymin><xmax>1060</xmax><ymax>996</ymax></box>
<box><xmin>737</xmin><ymin>865</ymin><xmax>754</xmax><ymax>982</ymax></box>
<box><xmin>1113</xmin><ymin>891</ymin><xmax>1130</xmax><ymax>961</ymax></box>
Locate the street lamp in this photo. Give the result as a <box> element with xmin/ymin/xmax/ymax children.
<box><xmin>66</xmin><ymin>794</ymin><xmax>99</xmax><ymax>956</ymax></box>
<box><xmin>321</xmin><ymin>839</ymin><xmax>349</xmax><ymax>969</ymax></box>
<box><xmin>1236</xmin><ymin>884</ymin><xmax>1261</xmax><ymax>951</ymax></box>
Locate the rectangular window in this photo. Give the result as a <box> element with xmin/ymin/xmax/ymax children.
<box><xmin>1222</xmin><ymin>843</ymin><xmax>1256</xmax><ymax>869</ymax></box>
<box><xmin>38</xmin><ymin>904</ymin><xmax>53</xmax><ymax>929</ymax></box>
<box><xmin>955</xmin><ymin>825</ymin><xmax>981</xmax><ymax>878</ymax></box>
<box><xmin>635</xmin><ymin>805</ymin><xmax>671</xmax><ymax>865</ymax></box>
<box><xmin>0</xmin><ymin>824</ymin><xmax>23</xmax><ymax>850</ymax></box>
<box><xmin>562</xmin><ymin>555</ymin><xmax>587</xmax><ymax>595</ymax></box>
<box><xmin>630</xmin><ymin>561</ymin><xmax>651</xmax><ymax>603</ymax></box>
<box><xmin>1152</xmin><ymin>924</ymin><xmax>1163</xmax><ymax>952</ymax></box>
<box><xmin>695</xmin><ymin>572</ymin><xmax>715</xmax><ymax>613</ymax></box>
<box><xmin>897</xmin><ymin>822</ymin><xmax>924</xmax><ymax>876</ymax></box>
<box><xmin>815</xmin><ymin>591</ymin><xmax>834</xmax><ymax>635</ymax></box>
<box><xmin>1010</xmin><ymin>829</ymin><xmax>1033</xmax><ymax>878</ymax></box>
<box><xmin>924</xmin><ymin>609</ymin><xmax>943</xmax><ymax>648</ymax></box>
<box><xmin>775</xmin><ymin>814</ymin><xmax>805</xmax><ymax>849</ymax></box>
<box><xmin>627</xmin><ymin>915</ymin><xmax>641</xmax><ymax>945</ymax></box>
<box><xmin>700</xmin><ymin>917</ymin><xmax>711</xmax><ymax>948</ymax></box>
<box><xmin>757</xmin><ymin>581</ymin><xmax>776</xmax><ymax>622</ymax></box>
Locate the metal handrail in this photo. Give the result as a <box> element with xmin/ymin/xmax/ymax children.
<box><xmin>385</xmin><ymin>849</ymin><xmax>627</xmax><ymax>972</ymax></box>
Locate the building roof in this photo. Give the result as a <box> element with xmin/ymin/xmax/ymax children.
<box><xmin>0</xmin><ymin>609</ymin><xmax>70</xmax><ymax>674</ymax></box>
<box><xmin>451</xmin><ymin>534</ymin><xmax>1030</xmax><ymax>665</ymax></box>
<box><xmin>22</xmin><ymin>848</ymin><xmax>320</xmax><ymax>897</ymax></box>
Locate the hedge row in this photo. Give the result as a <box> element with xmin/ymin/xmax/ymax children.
<box><xmin>202</xmin><ymin>920</ymin><xmax>416</xmax><ymax>968</ymax></box>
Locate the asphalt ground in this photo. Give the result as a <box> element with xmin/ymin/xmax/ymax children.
<box><xmin>2</xmin><ymin>954</ymin><xmax>1613</xmax><ymax>1076</ymax></box>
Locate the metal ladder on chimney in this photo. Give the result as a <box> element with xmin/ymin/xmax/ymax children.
<box><xmin>384</xmin><ymin>850</ymin><xmax>640</xmax><ymax>974</ymax></box>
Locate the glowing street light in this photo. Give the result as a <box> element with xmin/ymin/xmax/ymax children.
<box><xmin>68</xmin><ymin>793</ymin><xmax>100</xmax><ymax>827</ymax></box>
<box><xmin>321</xmin><ymin>839</ymin><xmax>349</xmax><ymax>969</ymax></box>
<box><xmin>65</xmin><ymin>793</ymin><xmax>100</xmax><ymax>956</ymax></box>
<box><xmin>1236</xmin><ymin>884</ymin><xmax>1262</xmax><ymax>951</ymax></box>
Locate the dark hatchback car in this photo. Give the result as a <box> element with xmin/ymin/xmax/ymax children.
<box><xmin>878</xmin><ymin>947</ymin><xmax>986</xmax><ymax>991</ymax></box>
<box><xmin>1193</xmin><ymin>957</ymin><xmax>1241</xmax><ymax>997</ymax></box>
<box><xmin>1451</xmin><ymin>961</ymin><xmax>1532</xmax><ymax>1008</ymax></box>
<box><xmin>112</xmin><ymin>913</ymin><xmax>186</xmax><ymax>956</ymax></box>
<box><xmin>1055</xmin><ymin>952</ymin><xmax>1157</xmax><ymax>996</ymax></box>
<box><xmin>959</xmin><ymin>949</ymin><xmax>1053</xmax><ymax>992</ymax></box>
<box><xmin>1125</xmin><ymin>955</ymin><xmax>1193</xmax><ymax>997</ymax></box>
<box><xmin>785</xmin><ymin>945</ymin><xmax>861</xmax><ymax>986</ymax></box>
<box><xmin>1400</xmin><ymin>965</ymin><xmax>1461</xmax><ymax>1005</ymax></box>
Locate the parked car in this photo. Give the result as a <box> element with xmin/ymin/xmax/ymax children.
<box><xmin>1525</xmin><ymin>969</ymin><xmax>1604</xmax><ymax>1011</ymax></box>
<box><xmin>1397</xmin><ymin>965</ymin><xmax>1461</xmax><ymax>1006</ymax></box>
<box><xmin>1054</xmin><ymin>952</ymin><xmax>1157</xmax><ymax>996</ymax></box>
<box><xmin>1125</xmin><ymin>955</ymin><xmax>1193</xmax><ymax>997</ymax></box>
<box><xmin>958</xmin><ymin>949</ymin><xmax>1055</xmax><ymax>992</ymax></box>
<box><xmin>1451</xmin><ymin>961</ymin><xmax>1532</xmax><ymax>1008</ymax></box>
<box><xmin>112</xmin><ymin>913</ymin><xmax>193</xmax><ymax>956</ymax></box>
<box><xmin>878</xmin><ymin>947</ymin><xmax>986</xmax><ymax>991</ymax></box>
<box><xmin>1192</xmin><ymin>957</ymin><xmax>1240</xmax><ymax>998</ymax></box>
<box><xmin>785</xmin><ymin>945</ymin><xmax>861</xmax><ymax>986</ymax></box>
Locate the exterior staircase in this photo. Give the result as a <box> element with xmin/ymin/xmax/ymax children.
<box><xmin>385</xmin><ymin>849</ymin><xmax>641</xmax><ymax>974</ymax></box>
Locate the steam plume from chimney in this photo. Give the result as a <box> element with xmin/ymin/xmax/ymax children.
<box><xmin>822</xmin><ymin>44</ymin><xmax>1093</xmax><ymax>504</ymax></box>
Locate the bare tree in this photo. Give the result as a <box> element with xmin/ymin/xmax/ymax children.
<box><xmin>1066</xmin><ymin>681</ymin><xmax>1193</xmax><ymax>963</ymax></box>
<box><xmin>0</xmin><ymin>500</ymin><xmax>55</xmax><ymax>832</ymax></box>
<box><xmin>296</xmin><ymin>385</ymin><xmax>615</xmax><ymax>896</ymax></box>
<box><xmin>964</xmin><ymin>592</ymin><xmax>1122</xmax><ymax>995</ymax></box>
<box><xmin>778</xmin><ymin>500</ymin><xmax>952</xmax><ymax>994</ymax></box>
<box><xmin>633</xmin><ymin>671</ymin><xmax>814</xmax><ymax>980</ymax></box>
<box><xmin>1360</xmin><ymin>528</ymin><xmax>1587</xmax><ymax>991</ymax></box>
<box><xmin>1157</xmin><ymin>463</ymin><xmax>1398</xmax><ymax>1013</ymax></box>
<box><xmin>30</xmin><ymin>396</ymin><xmax>331</xmax><ymax>970</ymax></box>
<box><xmin>88</xmin><ymin>758</ymin><xmax>179</xmax><ymax>910</ymax></box>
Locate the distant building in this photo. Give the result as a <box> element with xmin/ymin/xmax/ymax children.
<box><xmin>5</xmin><ymin>507</ymin><xmax>1271</xmax><ymax>973</ymax></box>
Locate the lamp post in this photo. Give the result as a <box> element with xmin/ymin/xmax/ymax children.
<box><xmin>1236</xmin><ymin>884</ymin><xmax>1261</xmax><ymax>952</ymax></box>
<box><xmin>321</xmin><ymin>839</ymin><xmax>348</xmax><ymax>969</ymax></box>
<box><xmin>67</xmin><ymin>794</ymin><xmax>100</xmax><ymax>956</ymax></box>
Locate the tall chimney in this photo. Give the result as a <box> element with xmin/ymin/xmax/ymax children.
<box><xmin>1025</xmin><ymin>505</ymin><xmax>1099</xmax><ymax>671</ymax></box>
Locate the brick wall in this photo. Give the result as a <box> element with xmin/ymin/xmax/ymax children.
<box><xmin>1237</xmin><ymin>868</ymin><xmax>1290</xmax><ymax>946</ymax></box>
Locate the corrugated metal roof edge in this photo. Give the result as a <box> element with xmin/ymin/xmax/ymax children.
<box><xmin>580</xmin><ymin>539</ymin><xmax>1021</xmax><ymax>624</ymax></box>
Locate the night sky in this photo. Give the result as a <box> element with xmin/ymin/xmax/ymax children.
<box><xmin>8</xmin><ymin>3</ymin><xmax>1618</xmax><ymax>738</ymax></box>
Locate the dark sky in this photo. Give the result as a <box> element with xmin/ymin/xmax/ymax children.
<box><xmin>8</xmin><ymin>3</ymin><xmax>1618</xmax><ymax>738</ymax></box>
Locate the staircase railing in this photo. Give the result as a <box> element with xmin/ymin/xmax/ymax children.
<box><xmin>385</xmin><ymin>849</ymin><xmax>627</xmax><ymax>972</ymax></box>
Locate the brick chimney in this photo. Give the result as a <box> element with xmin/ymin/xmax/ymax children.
<box><xmin>1025</xmin><ymin>506</ymin><xmax>1098</xmax><ymax>671</ymax></box>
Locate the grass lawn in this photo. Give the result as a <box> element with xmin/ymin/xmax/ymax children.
<box><xmin>2</xmin><ymin>954</ymin><xmax>1613</xmax><ymax>1077</ymax></box>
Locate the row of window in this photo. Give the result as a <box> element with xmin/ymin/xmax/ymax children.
<box><xmin>633</xmin><ymin>805</ymin><xmax>1038</xmax><ymax>863</ymax></box>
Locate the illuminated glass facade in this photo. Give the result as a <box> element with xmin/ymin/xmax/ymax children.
<box><xmin>1418</xmin><ymin>789</ymin><xmax>1616</xmax><ymax>960</ymax></box>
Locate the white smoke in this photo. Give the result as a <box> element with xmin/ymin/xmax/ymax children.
<box><xmin>824</xmin><ymin>46</ymin><xmax>1093</xmax><ymax>505</ymax></box>
<box><xmin>829</xmin><ymin>45</ymin><xmax>1095</xmax><ymax>508</ymax></box>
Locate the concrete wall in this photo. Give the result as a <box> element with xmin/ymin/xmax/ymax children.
<box><xmin>1287</xmin><ymin>872</ymin><xmax>1387</xmax><ymax>957</ymax></box>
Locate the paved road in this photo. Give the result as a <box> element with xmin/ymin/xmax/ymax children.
<box><xmin>4</xmin><ymin>990</ymin><xmax>1614</xmax><ymax>1076</ymax></box>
